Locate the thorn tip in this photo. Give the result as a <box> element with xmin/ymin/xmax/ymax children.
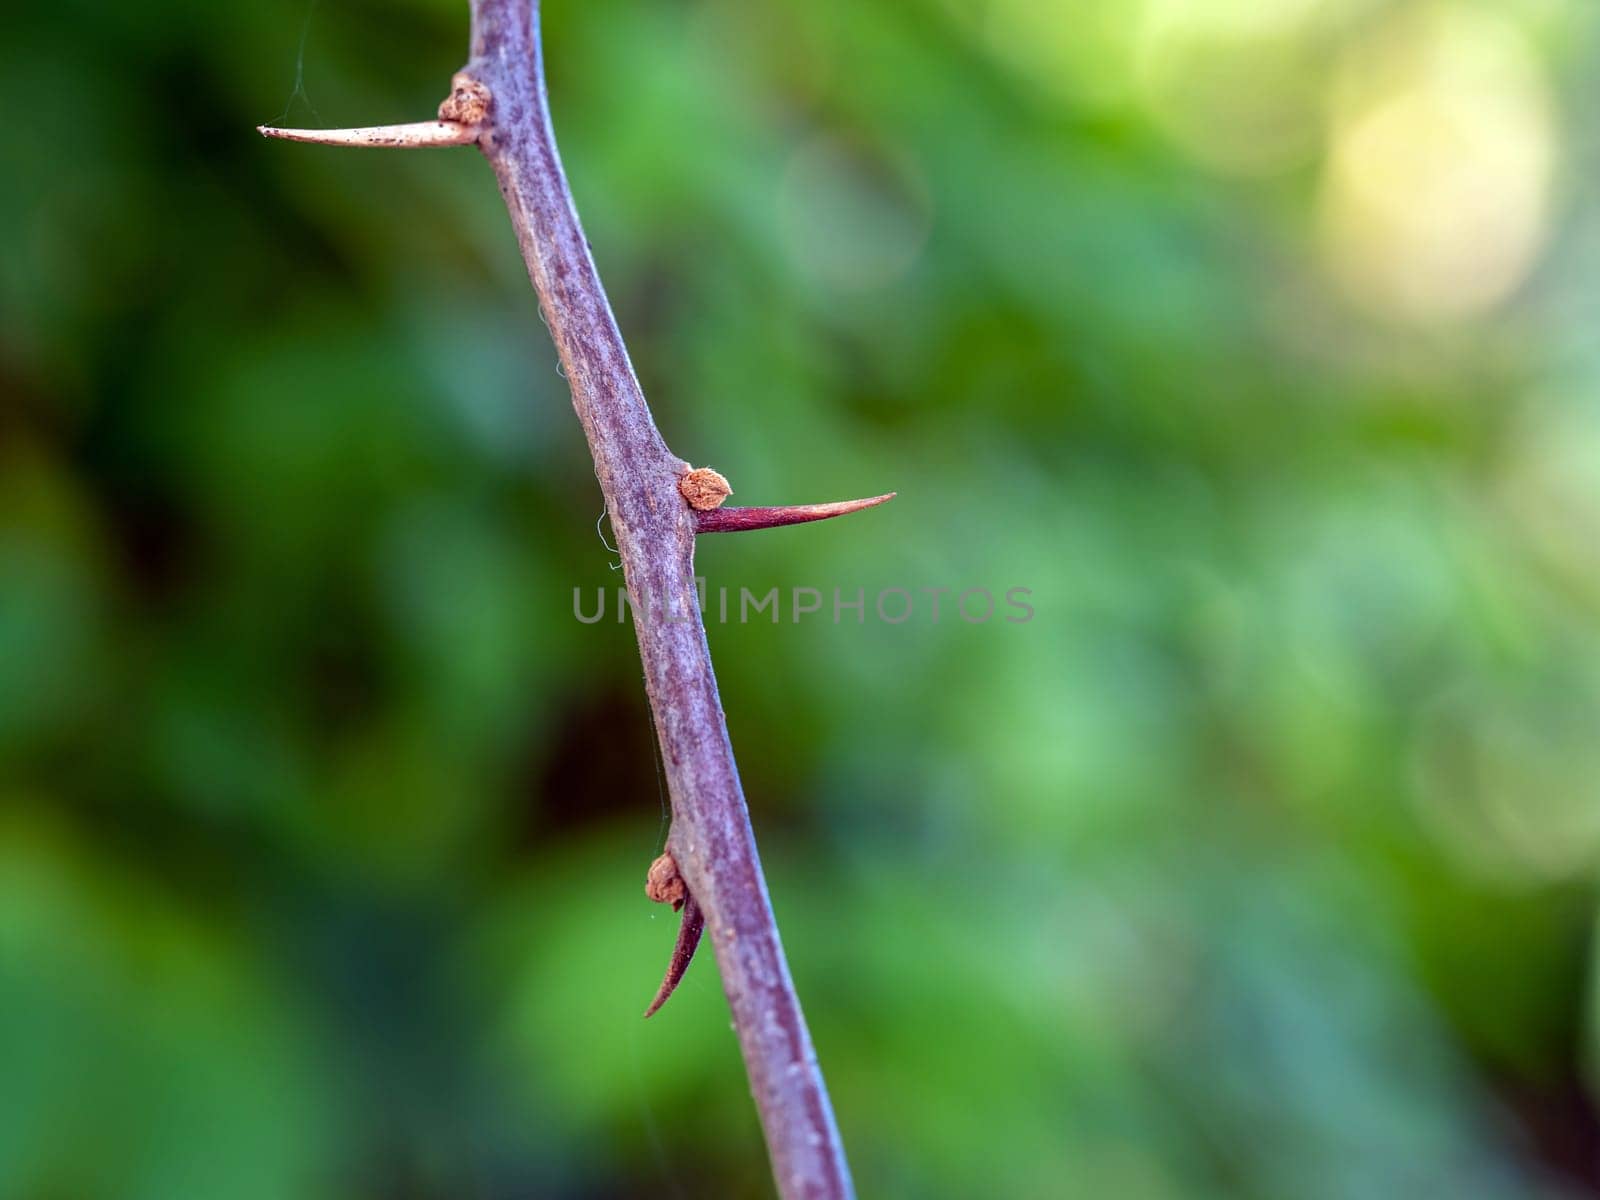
<box><xmin>257</xmin><ymin>120</ymin><xmax>479</xmax><ymax>149</ymax></box>
<box><xmin>694</xmin><ymin>491</ymin><xmax>895</xmax><ymax>535</ymax></box>
<box><xmin>645</xmin><ymin>896</ymin><xmax>705</xmax><ymax>1018</ymax></box>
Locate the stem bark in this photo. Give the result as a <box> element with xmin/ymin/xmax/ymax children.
<box><xmin>464</xmin><ymin>4</ymin><xmax>854</xmax><ymax>1196</ymax></box>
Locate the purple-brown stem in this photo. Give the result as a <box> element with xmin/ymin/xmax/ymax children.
<box><xmin>461</xmin><ymin>3</ymin><xmax>855</xmax><ymax>1196</ymax></box>
<box><xmin>259</xmin><ymin>4</ymin><xmax>876</xmax><ymax>1194</ymax></box>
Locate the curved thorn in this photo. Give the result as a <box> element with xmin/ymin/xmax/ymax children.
<box><xmin>644</xmin><ymin>896</ymin><xmax>705</xmax><ymax>1018</ymax></box>
<box><xmin>694</xmin><ymin>491</ymin><xmax>895</xmax><ymax>535</ymax></box>
<box><xmin>257</xmin><ymin>120</ymin><xmax>479</xmax><ymax>149</ymax></box>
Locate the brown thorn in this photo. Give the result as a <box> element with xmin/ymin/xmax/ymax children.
<box><xmin>645</xmin><ymin>895</ymin><xmax>704</xmax><ymax>1018</ymax></box>
<box><xmin>694</xmin><ymin>491</ymin><xmax>895</xmax><ymax>535</ymax></box>
<box><xmin>643</xmin><ymin>853</ymin><xmax>704</xmax><ymax>1017</ymax></box>
<box><xmin>256</xmin><ymin>120</ymin><xmax>480</xmax><ymax>149</ymax></box>
<box><xmin>260</xmin><ymin>74</ymin><xmax>490</xmax><ymax>151</ymax></box>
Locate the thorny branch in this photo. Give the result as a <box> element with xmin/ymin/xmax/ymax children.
<box><xmin>261</xmin><ymin>4</ymin><xmax>888</xmax><ymax>1197</ymax></box>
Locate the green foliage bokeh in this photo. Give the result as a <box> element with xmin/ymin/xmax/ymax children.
<box><xmin>4</xmin><ymin>0</ymin><xmax>1600</xmax><ymax>1196</ymax></box>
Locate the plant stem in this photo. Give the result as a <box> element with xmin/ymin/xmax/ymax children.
<box><xmin>463</xmin><ymin>3</ymin><xmax>854</xmax><ymax>1196</ymax></box>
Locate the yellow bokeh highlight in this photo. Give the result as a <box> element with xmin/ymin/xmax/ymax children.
<box><xmin>1319</xmin><ymin>6</ymin><xmax>1556</xmax><ymax>322</ymax></box>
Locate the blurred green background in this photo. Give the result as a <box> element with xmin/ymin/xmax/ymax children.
<box><xmin>4</xmin><ymin>0</ymin><xmax>1600</xmax><ymax>1195</ymax></box>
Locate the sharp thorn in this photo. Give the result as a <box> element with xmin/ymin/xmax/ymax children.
<box><xmin>694</xmin><ymin>492</ymin><xmax>895</xmax><ymax>535</ymax></box>
<box><xmin>256</xmin><ymin>120</ymin><xmax>479</xmax><ymax>149</ymax></box>
<box><xmin>644</xmin><ymin>896</ymin><xmax>704</xmax><ymax>1018</ymax></box>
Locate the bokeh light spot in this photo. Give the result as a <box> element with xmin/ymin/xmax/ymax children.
<box><xmin>1318</xmin><ymin>6</ymin><xmax>1556</xmax><ymax>322</ymax></box>
<box><xmin>778</xmin><ymin>136</ymin><xmax>932</xmax><ymax>293</ymax></box>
